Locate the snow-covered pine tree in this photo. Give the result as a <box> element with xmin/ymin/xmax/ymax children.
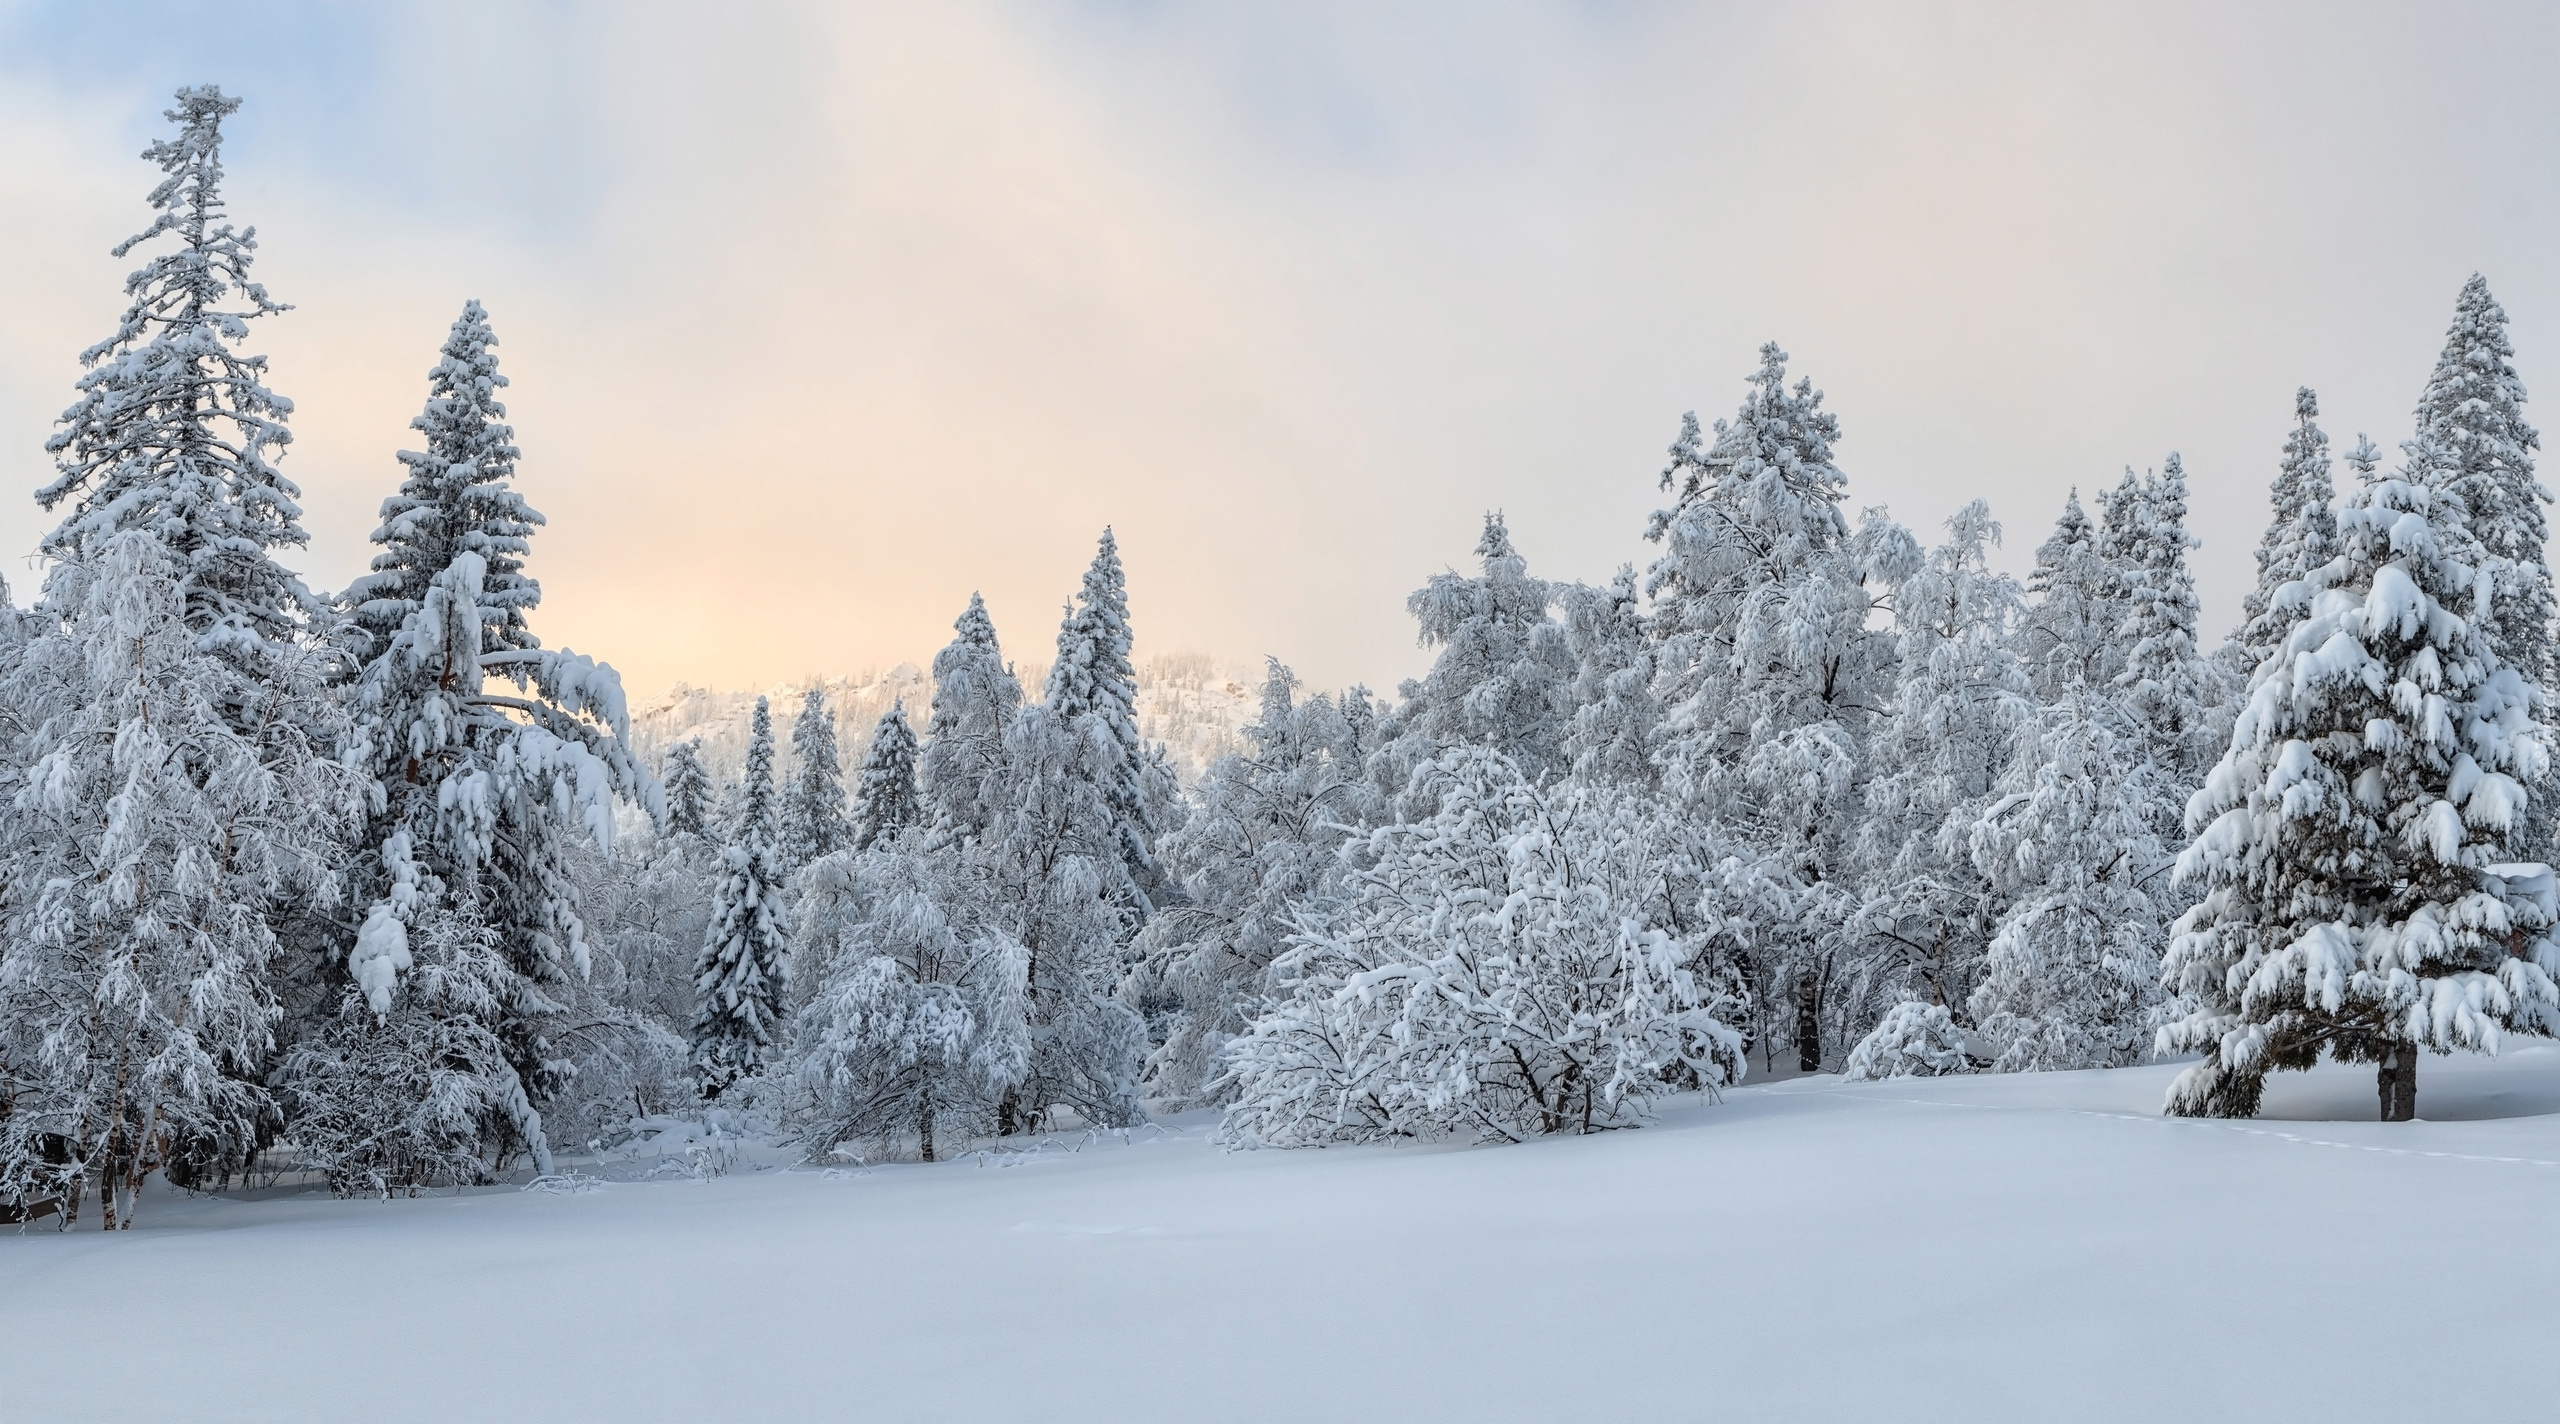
<box><xmin>691</xmin><ymin>696</ymin><xmax>792</xmax><ymax>1096</ymax></box>
<box><xmin>0</xmin><ymin>533</ymin><xmax>361</xmax><ymax>1227</ymax></box>
<box><xmin>787</xmin><ymin>850</ymin><xmax>1029</xmax><ymax>1162</ymax></box>
<box><xmin>35</xmin><ymin>87</ymin><xmax>326</xmax><ymax>693</ymax></box>
<box><xmin>2020</xmin><ymin>490</ymin><xmax>2123</xmax><ymax>702</ymax></box>
<box><xmin>778</xmin><ymin>688</ymin><xmax>850</xmax><ymax>874</ymax></box>
<box><xmin>853</xmin><ymin>700</ymin><xmax>921</xmax><ymax>851</ymax></box>
<box><xmin>2416</xmin><ymin>275</ymin><xmax>2555</xmax><ymax>867</ymax></box>
<box><xmin>1043</xmin><ymin>529</ymin><xmax>1164</xmax><ymax>913</ymax></box>
<box><xmin>1398</xmin><ymin>512</ymin><xmax>1576</xmax><ymax>784</ymax></box>
<box><xmin>1220</xmin><ymin>747</ymin><xmax>1747</xmax><ymax>1146</ymax></box>
<box><xmin>2236</xmin><ymin>389</ymin><xmax>2340</xmax><ymax>668</ymax></box>
<box><xmin>2160</xmin><ymin>438</ymin><xmax>2560</xmax><ymax>1120</ymax></box>
<box><xmin>919</xmin><ymin>593</ymin><xmax>1022</xmax><ymax>845</ymax></box>
<box><xmin>1644</xmin><ymin>344</ymin><xmax>1920</xmax><ymax>1070</ymax></box>
<box><xmin>1963</xmin><ymin>688</ymin><xmax>2168</xmax><ymax>1071</ymax></box>
<box><xmin>1850</xmin><ymin>501</ymin><xmax>2033</xmax><ymax>1022</ymax></box>
<box><xmin>1131</xmin><ymin>659</ymin><xmax>1368</xmax><ymax>1107</ymax></box>
<box><xmin>662</xmin><ymin>738</ymin><xmax>715</xmax><ymax>840</ymax></box>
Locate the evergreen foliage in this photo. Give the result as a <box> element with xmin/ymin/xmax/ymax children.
<box><xmin>35</xmin><ymin>87</ymin><xmax>322</xmax><ymax>678</ymax></box>
<box><xmin>2160</xmin><ymin>442</ymin><xmax>2559</xmax><ymax>1119</ymax></box>
<box><xmin>852</xmin><ymin>700</ymin><xmax>921</xmax><ymax>852</ymax></box>
<box><xmin>661</xmin><ymin>739</ymin><xmax>715</xmax><ymax>840</ymax></box>
<box><xmin>2237</xmin><ymin>389</ymin><xmax>2340</xmax><ymax>667</ymax></box>
<box><xmin>778</xmin><ymin>688</ymin><xmax>850</xmax><ymax>874</ymax></box>
<box><xmin>690</xmin><ymin>697</ymin><xmax>792</xmax><ymax>1097</ymax></box>
<box><xmin>1044</xmin><ymin>529</ymin><xmax>1162</xmax><ymax>913</ymax></box>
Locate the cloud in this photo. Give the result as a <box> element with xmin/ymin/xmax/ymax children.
<box><xmin>2</xmin><ymin>1</ymin><xmax>2555</xmax><ymax>700</ymax></box>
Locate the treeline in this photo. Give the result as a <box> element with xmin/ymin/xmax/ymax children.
<box><xmin>9</xmin><ymin>92</ymin><xmax>2557</xmax><ymax>1231</ymax></box>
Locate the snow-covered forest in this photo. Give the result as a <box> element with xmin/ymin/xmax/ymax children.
<box><xmin>6</xmin><ymin>82</ymin><xmax>2560</xmax><ymax>1258</ymax></box>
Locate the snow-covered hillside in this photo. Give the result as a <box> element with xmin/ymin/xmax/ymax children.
<box><xmin>11</xmin><ymin>1049</ymin><xmax>2556</xmax><ymax>1422</ymax></box>
<box><xmin>633</xmin><ymin>652</ymin><xmax>1261</xmax><ymax>789</ymax></box>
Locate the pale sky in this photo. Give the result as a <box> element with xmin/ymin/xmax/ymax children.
<box><xmin>2</xmin><ymin>2</ymin><xmax>2556</xmax><ymax>700</ymax></box>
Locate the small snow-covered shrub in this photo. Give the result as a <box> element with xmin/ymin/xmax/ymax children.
<box><xmin>1220</xmin><ymin>749</ymin><xmax>1745</xmax><ymax>1147</ymax></box>
<box><xmin>1842</xmin><ymin>1001</ymin><xmax>1974</xmax><ymax>1081</ymax></box>
<box><xmin>786</xmin><ymin>848</ymin><xmax>1028</xmax><ymax>1162</ymax></box>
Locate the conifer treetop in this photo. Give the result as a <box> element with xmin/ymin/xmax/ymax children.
<box><xmin>40</xmin><ymin>85</ymin><xmax>315</xmax><ymax>652</ymax></box>
<box><xmin>350</xmin><ymin>300</ymin><xmax>544</xmax><ymax>657</ymax></box>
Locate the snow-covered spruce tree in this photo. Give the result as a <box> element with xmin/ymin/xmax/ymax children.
<box><xmin>2420</xmin><ymin>276</ymin><xmax>2551</xmax><ymax>692</ymax></box>
<box><xmin>336</xmin><ymin>304</ymin><xmax>650</xmax><ymax>1167</ymax></box>
<box><xmin>691</xmin><ymin>697</ymin><xmax>792</xmax><ymax>1096</ymax></box>
<box><xmin>2236</xmin><ymin>389</ymin><xmax>2340</xmax><ymax>668</ymax></box>
<box><xmin>1397</xmin><ymin>512</ymin><xmax>1576</xmax><ymax>785</ymax></box>
<box><xmin>1644</xmin><ymin>344</ymin><xmax>1920</xmax><ymax>1069</ymax></box>
<box><xmin>2114</xmin><ymin>454</ymin><xmax>2220</xmax><ymax>792</ymax></box>
<box><xmin>35</xmin><ymin>87</ymin><xmax>327</xmax><ymax>695</ymax></box>
<box><xmin>345</xmin><ymin>299</ymin><xmax>541</xmax><ymax>660</ymax></box>
<box><xmin>852</xmin><ymin>700</ymin><xmax>921</xmax><ymax>852</ymax></box>
<box><xmin>2417</xmin><ymin>275</ymin><xmax>2554</xmax><ymax>865</ymax></box>
<box><xmin>1849</xmin><ymin>501</ymin><xmax>2033</xmax><ymax>1023</ymax></box>
<box><xmin>2160</xmin><ymin>440</ymin><xmax>2560</xmax><ymax>1120</ymax></box>
<box><xmin>919</xmin><ymin>592</ymin><xmax>1022</xmax><ymax>845</ymax></box>
<box><xmin>661</xmin><ymin>738</ymin><xmax>715</xmax><ymax>841</ymax></box>
<box><xmin>1560</xmin><ymin>566</ymin><xmax>1661</xmax><ymax>788</ymax></box>
<box><xmin>0</xmin><ymin>534</ymin><xmax>361</xmax><ymax>1228</ymax></box>
<box><xmin>1962</xmin><ymin>688</ymin><xmax>2169</xmax><ymax>1072</ymax></box>
<box><xmin>1043</xmin><ymin>529</ymin><xmax>1165</xmax><ymax>913</ymax></box>
<box><xmin>778</xmin><ymin>688</ymin><xmax>850</xmax><ymax>874</ymax></box>
<box><xmin>1220</xmin><ymin>748</ymin><xmax>1748</xmax><ymax>1146</ymax></box>
<box><xmin>2020</xmin><ymin>490</ymin><xmax>2123</xmax><ymax>702</ymax></box>
<box><xmin>1131</xmin><ymin>659</ymin><xmax>1368</xmax><ymax>1107</ymax></box>
<box><xmin>964</xmin><ymin>699</ymin><xmax>1149</xmax><ymax>1132</ymax></box>
<box><xmin>787</xmin><ymin>849</ymin><xmax>1029</xmax><ymax>1162</ymax></box>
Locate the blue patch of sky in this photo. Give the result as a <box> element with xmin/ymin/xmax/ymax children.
<box><xmin>0</xmin><ymin>0</ymin><xmax>619</xmax><ymax>251</ymax></box>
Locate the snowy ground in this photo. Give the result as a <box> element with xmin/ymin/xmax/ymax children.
<box><xmin>9</xmin><ymin>1050</ymin><xmax>2560</xmax><ymax>1423</ymax></box>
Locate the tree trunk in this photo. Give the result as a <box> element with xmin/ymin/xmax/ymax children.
<box><xmin>2377</xmin><ymin>1041</ymin><xmax>2418</xmax><ymax>1122</ymax></box>
<box><xmin>918</xmin><ymin>1095</ymin><xmax>937</xmax><ymax>1164</ymax></box>
<box><xmin>1795</xmin><ymin>974</ymin><xmax>1822</xmax><ymax>1073</ymax></box>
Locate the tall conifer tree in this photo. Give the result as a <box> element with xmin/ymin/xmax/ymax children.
<box><xmin>1044</xmin><ymin>530</ymin><xmax>1162</xmax><ymax>914</ymax></box>
<box><xmin>854</xmin><ymin>701</ymin><xmax>922</xmax><ymax>851</ymax></box>
<box><xmin>692</xmin><ymin>697</ymin><xmax>791</xmax><ymax>1096</ymax></box>
<box><xmin>2162</xmin><ymin>443</ymin><xmax>2559</xmax><ymax>1120</ymax></box>
<box><xmin>779</xmin><ymin>688</ymin><xmax>850</xmax><ymax>874</ymax></box>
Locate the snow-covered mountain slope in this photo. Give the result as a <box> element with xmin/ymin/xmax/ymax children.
<box><xmin>633</xmin><ymin>652</ymin><xmax>1260</xmax><ymax>789</ymax></box>
<box><xmin>13</xmin><ymin>1048</ymin><xmax>2557</xmax><ymax>1422</ymax></box>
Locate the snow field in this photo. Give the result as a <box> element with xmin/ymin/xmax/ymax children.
<box><xmin>8</xmin><ymin>1048</ymin><xmax>2557</xmax><ymax>1423</ymax></box>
